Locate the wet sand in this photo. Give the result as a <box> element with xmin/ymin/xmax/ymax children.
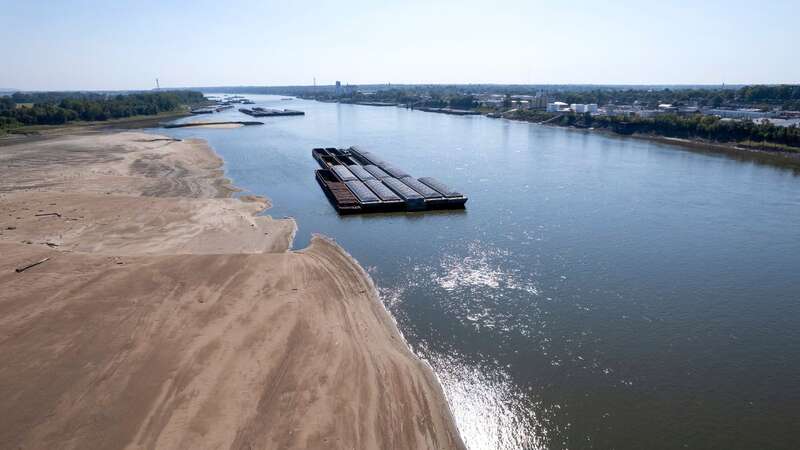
<box><xmin>0</xmin><ymin>131</ymin><xmax>464</xmax><ymax>449</ymax></box>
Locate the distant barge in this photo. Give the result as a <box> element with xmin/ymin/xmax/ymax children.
<box><xmin>239</xmin><ymin>107</ymin><xmax>305</xmax><ymax>117</ymax></box>
<box><xmin>313</xmin><ymin>147</ymin><xmax>468</xmax><ymax>214</ymax></box>
<box><xmin>163</xmin><ymin>121</ymin><xmax>263</xmax><ymax>129</ymax></box>
<box><xmin>413</xmin><ymin>107</ymin><xmax>481</xmax><ymax>116</ymax></box>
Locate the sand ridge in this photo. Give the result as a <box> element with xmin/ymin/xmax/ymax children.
<box><xmin>0</xmin><ymin>131</ymin><xmax>464</xmax><ymax>449</ymax></box>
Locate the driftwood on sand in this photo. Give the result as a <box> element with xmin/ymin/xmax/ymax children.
<box><xmin>15</xmin><ymin>257</ymin><xmax>50</xmax><ymax>273</ymax></box>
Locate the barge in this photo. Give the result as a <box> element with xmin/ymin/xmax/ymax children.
<box><xmin>315</xmin><ymin>170</ymin><xmax>361</xmax><ymax>214</ymax></box>
<box><xmin>163</xmin><ymin>121</ymin><xmax>263</xmax><ymax>129</ymax></box>
<box><xmin>312</xmin><ymin>147</ymin><xmax>468</xmax><ymax>214</ymax></box>
<box><xmin>239</xmin><ymin>107</ymin><xmax>305</xmax><ymax>117</ymax></box>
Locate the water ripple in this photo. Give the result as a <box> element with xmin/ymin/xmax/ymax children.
<box><xmin>415</xmin><ymin>343</ymin><xmax>549</xmax><ymax>450</ymax></box>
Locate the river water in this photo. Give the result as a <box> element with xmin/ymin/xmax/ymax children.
<box><xmin>158</xmin><ymin>95</ymin><xmax>800</xmax><ymax>450</ymax></box>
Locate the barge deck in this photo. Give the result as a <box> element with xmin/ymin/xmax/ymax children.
<box><xmin>312</xmin><ymin>147</ymin><xmax>468</xmax><ymax>214</ymax></box>
<box><xmin>315</xmin><ymin>169</ymin><xmax>361</xmax><ymax>214</ymax></box>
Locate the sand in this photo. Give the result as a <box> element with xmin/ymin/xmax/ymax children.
<box><xmin>0</xmin><ymin>131</ymin><xmax>464</xmax><ymax>449</ymax></box>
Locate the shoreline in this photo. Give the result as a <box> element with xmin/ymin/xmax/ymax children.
<box><xmin>0</xmin><ymin>110</ymin><xmax>193</xmax><ymax>147</ymax></box>
<box><xmin>632</xmin><ymin>133</ymin><xmax>800</xmax><ymax>168</ymax></box>
<box><xmin>499</xmin><ymin>114</ymin><xmax>800</xmax><ymax>170</ymax></box>
<box><xmin>305</xmin><ymin>232</ymin><xmax>462</xmax><ymax>428</ymax></box>
<box><xmin>0</xmin><ymin>130</ymin><xmax>465</xmax><ymax>449</ymax></box>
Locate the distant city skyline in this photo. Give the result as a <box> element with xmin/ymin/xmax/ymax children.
<box><xmin>1</xmin><ymin>0</ymin><xmax>798</xmax><ymax>91</ymax></box>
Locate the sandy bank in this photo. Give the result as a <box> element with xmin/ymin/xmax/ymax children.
<box><xmin>0</xmin><ymin>131</ymin><xmax>464</xmax><ymax>449</ymax></box>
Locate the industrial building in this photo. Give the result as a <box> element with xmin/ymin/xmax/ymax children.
<box><xmin>706</xmin><ymin>108</ymin><xmax>774</xmax><ymax>120</ymax></box>
<box><xmin>570</xmin><ymin>103</ymin><xmax>598</xmax><ymax>113</ymax></box>
<box><xmin>547</xmin><ymin>101</ymin><xmax>569</xmax><ymax>112</ymax></box>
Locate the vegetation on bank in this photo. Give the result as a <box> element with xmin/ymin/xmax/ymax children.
<box><xmin>306</xmin><ymin>84</ymin><xmax>800</xmax><ymax>150</ymax></box>
<box><xmin>307</xmin><ymin>84</ymin><xmax>800</xmax><ymax>111</ymax></box>
<box><xmin>310</xmin><ymin>83</ymin><xmax>800</xmax><ymax>152</ymax></box>
<box><xmin>547</xmin><ymin>84</ymin><xmax>800</xmax><ymax>111</ymax></box>
<box><xmin>509</xmin><ymin>110</ymin><xmax>800</xmax><ymax>151</ymax></box>
<box><xmin>0</xmin><ymin>91</ymin><xmax>205</xmax><ymax>131</ymax></box>
<box><xmin>331</xmin><ymin>89</ymin><xmax>480</xmax><ymax>110</ymax></box>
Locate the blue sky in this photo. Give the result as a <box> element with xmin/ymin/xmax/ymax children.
<box><xmin>1</xmin><ymin>0</ymin><xmax>797</xmax><ymax>90</ymax></box>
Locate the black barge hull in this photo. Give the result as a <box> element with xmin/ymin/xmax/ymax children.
<box><xmin>312</xmin><ymin>147</ymin><xmax>467</xmax><ymax>215</ymax></box>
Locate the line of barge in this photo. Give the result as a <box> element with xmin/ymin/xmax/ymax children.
<box><xmin>240</xmin><ymin>107</ymin><xmax>305</xmax><ymax>117</ymax></box>
<box><xmin>163</xmin><ymin>121</ymin><xmax>263</xmax><ymax>129</ymax></box>
<box><xmin>312</xmin><ymin>146</ymin><xmax>468</xmax><ymax>214</ymax></box>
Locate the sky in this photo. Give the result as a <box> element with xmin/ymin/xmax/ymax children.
<box><xmin>1</xmin><ymin>0</ymin><xmax>798</xmax><ymax>90</ymax></box>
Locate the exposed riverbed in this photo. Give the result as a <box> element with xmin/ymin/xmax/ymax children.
<box><xmin>161</xmin><ymin>95</ymin><xmax>800</xmax><ymax>450</ymax></box>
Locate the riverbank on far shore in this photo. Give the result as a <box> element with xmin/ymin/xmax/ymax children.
<box><xmin>0</xmin><ymin>131</ymin><xmax>465</xmax><ymax>449</ymax></box>
<box><xmin>303</xmin><ymin>99</ymin><xmax>800</xmax><ymax>168</ymax></box>
<box><xmin>635</xmin><ymin>134</ymin><xmax>800</xmax><ymax>167</ymax></box>
<box><xmin>498</xmin><ymin>114</ymin><xmax>800</xmax><ymax>169</ymax></box>
<box><xmin>0</xmin><ymin>110</ymin><xmax>193</xmax><ymax>146</ymax></box>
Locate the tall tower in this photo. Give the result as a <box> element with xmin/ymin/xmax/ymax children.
<box><xmin>155</xmin><ymin>78</ymin><xmax>160</xmax><ymax>90</ymax></box>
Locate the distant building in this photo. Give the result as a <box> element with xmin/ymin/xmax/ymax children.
<box><xmin>509</xmin><ymin>95</ymin><xmax>531</xmax><ymax>109</ymax></box>
<box><xmin>604</xmin><ymin>104</ymin><xmax>637</xmax><ymax>116</ymax></box>
<box><xmin>501</xmin><ymin>94</ymin><xmax>548</xmax><ymax>110</ymax></box>
<box><xmin>637</xmin><ymin>110</ymin><xmax>661</xmax><ymax>118</ymax></box>
<box><xmin>547</xmin><ymin>101</ymin><xmax>568</xmax><ymax>112</ymax></box>
<box><xmin>571</xmin><ymin>103</ymin><xmax>591</xmax><ymax>113</ymax></box>
<box><xmin>335</xmin><ymin>81</ymin><xmax>341</xmax><ymax>96</ymax></box>
<box><xmin>532</xmin><ymin>91</ymin><xmax>548</xmax><ymax>109</ymax></box>
<box><xmin>706</xmin><ymin>108</ymin><xmax>773</xmax><ymax>120</ymax></box>
<box><xmin>477</xmin><ymin>94</ymin><xmax>505</xmax><ymax>108</ymax></box>
<box><xmin>658</xmin><ymin>103</ymin><xmax>678</xmax><ymax>113</ymax></box>
<box><xmin>479</xmin><ymin>98</ymin><xmax>505</xmax><ymax>108</ymax></box>
<box><xmin>587</xmin><ymin>103</ymin><xmax>598</xmax><ymax>113</ymax></box>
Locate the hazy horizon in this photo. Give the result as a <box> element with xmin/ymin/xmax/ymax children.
<box><xmin>2</xmin><ymin>0</ymin><xmax>798</xmax><ymax>91</ymax></box>
<box><xmin>0</xmin><ymin>82</ymin><xmax>770</xmax><ymax>93</ymax></box>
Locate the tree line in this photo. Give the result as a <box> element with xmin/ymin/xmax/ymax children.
<box><xmin>312</xmin><ymin>88</ymin><xmax>480</xmax><ymax>110</ymax></box>
<box><xmin>549</xmin><ymin>85</ymin><xmax>800</xmax><ymax>111</ymax></box>
<box><xmin>307</xmin><ymin>84</ymin><xmax>800</xmax><ymax>112</ymax></box>
<box><xmin>0</xmin><ymin>90</ymin><xmax>205</xmax><ymax>129</ymax></box>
